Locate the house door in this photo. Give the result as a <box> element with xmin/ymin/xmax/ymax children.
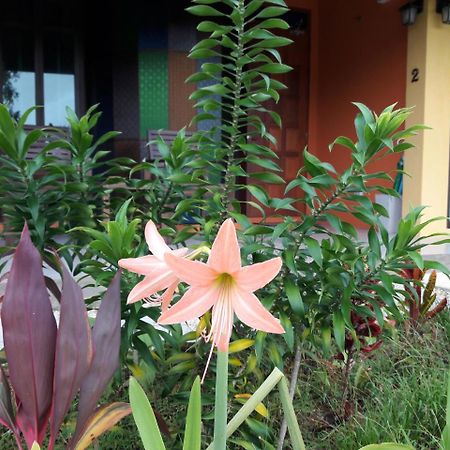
<box><xmin>246</xmin><ymin>11</ymin><xmax>310</xmax><ymax>219</ymax></box>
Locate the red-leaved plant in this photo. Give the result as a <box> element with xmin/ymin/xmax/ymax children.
<box><xmin>401</xmin><ymin>267</ymin><xmax>447</xmax><ymax>327</ymax></box>
<box><xmin>0</xmin><ymin>225</ymin><xmax>130</xmax><ymax>450</ymax></box>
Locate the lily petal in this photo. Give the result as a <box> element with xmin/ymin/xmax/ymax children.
<box><xmin>232</xmin><ymin>289</ymin><xmax>284</xmax><ymax>334</ymax></box>
<box><xmin>158</xmin><ymin>286</ymin><xmax>218</xmax><ymax>324</ymax></box>
<box><xmin>127</xmin><ymin>271</ymin><xmax>178</xmax><ymax>304</ymax></box>
<box><xmin>173</xmin><ymin>247</ymin><xmax>190</xmax><ymax>257</ymax></box>
<box><xmin>165</xmin><ymin>252</ymin><xmax>217</xmax><ymax>286</ymax></box>
<box><xmin>118</xmin><ymin>255</ymin><xmax>165</xmax><ymax>276</ymax></box>
<box><xmin>161</xmin><ymin>280</ymin><xmax>179</xmax><ymax>312</ymax></box>
<box><xmin>234</xmin><ymin>257</ymin><xmax>282</xmax><ymax>292</ymax></box>
<box><xmin>145</xmin><ymin>220</ymin><xmax>171</xmax><ymax>260</ymax></box>
<box><xmin>208</xmin><ymin>219</ymin><xmax>241</xmax><ymax>273</ymax></box>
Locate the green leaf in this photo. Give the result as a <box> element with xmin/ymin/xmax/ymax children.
<box><xmin>246</xmin><ymin>184</ymin><xmax>269</xmax><ymax>205</ymax></box>
<box><xmin>331</xmin><ymin>136</ymin><xmax>357</xmax><ymax>152</ymax></box>
<box><xmin>229</xmin><ymin>339</ymin><xmax>255</xmax><ymax>354</ymax></box>
<box><xmin>304</xmin><ymin>237</ymin><xmax>322</xmax><ymax>267</ymax></box>
<box><xmin>407</xmin><ymin>251</ymin><xmax>424</xmax><ymax>270</ymax></box>
<box><xmin>284</xmin><ymin>277</ymin><xmax>304</xmax><ymax>316</ymax></box>
<box><xmin>255</xmin><ymin>6</ymin><xmax>289</xmax><ymax>19</ymax></box>
<box><xmin>280</xmin><ymin>312</ymin><xmax>294</xmax><ymax>351</ymax></box>
<box><xmin>243</xmin><ymin>225</ymin><xmax>273</xmax><ymax>236</ymax></box>
<box><xmin>442</xmin><ymin>369</ymin><xmax>450</xmax><ymax>450</ymax></box>
<box><xmin>250</xmin><ymin>172</ymin><xmax>285</xmax><ymax>184</ymax></box>
<box><xmin>183</xmin><ymin>377</ymin><xmax>201</xmax><ymax>450</ymax></box>
<box><xmin>187</xmin><ymin>5</ymin><xmax>224</xmax><ymax>16</ymax></box>
<box><xmin>358</xmin><ymin>445</ymin><xmax>414</xmax><ymax>450</ymax></box>
<box><xmin>129</xmin><ymin>377</ymin><xmax>166</xmax><ymax>450</ymax></box>
<box><xmin>333</xmin><ymin>310</ymin><xmax>346</xmax><ymax>353</ymax></box>
<box><xmin>258</xmin><ymin>63</ymin><xmax>292</xmax><ymax>74</ymax></box>
<box><xmin>252</xmin><ymin>18</ymin><xmax>289</xmax><ymax>30</ymax></box>
<box><xmin>368</xmin><ymin>227</ymin><xmax>381</xmax><ymax>258</ymax></box>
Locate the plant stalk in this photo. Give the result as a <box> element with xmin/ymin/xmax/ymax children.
<box><xmin>13</xmin><ymin>431</ymin><xmax>24</xmax><ymax>450</ymax></box>
<box><xmin>278</xmin><ymin>375</ymin><xmax>306</xmax><ymax>450</ymax></box>
<box><xmin>220</xmin><ymin>0</ymin><xmax>245</xmax><ymax>220</ymax></box>
<box><xmin>276</xmin><ymin>344</ymin><xmax>303</xmax><ymax>450</ymax></box>
<box><xmin>206</xmin><ymin>367</ymin><xmax>284</xmax><ymax>450</ymax></box>
<box><xmin>214</xmin><ymin>350</ymin><xmax>229</xmax><ymax>450</ymax></box>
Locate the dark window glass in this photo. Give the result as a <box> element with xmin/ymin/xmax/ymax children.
<box><xmin>1</xmin><ymin>29</ymin><xmax>36</xmax><ymax>124</ymax></box>
<box><xmin>43</xmin><ymin>31</ymin><xmax>75</xmax><ymax>126</ymax></box>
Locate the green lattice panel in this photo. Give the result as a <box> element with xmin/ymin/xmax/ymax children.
<box><xmin>139</xmin><ymin>51</ymin><xmax>168</xmax><ymax>137</ymax></box>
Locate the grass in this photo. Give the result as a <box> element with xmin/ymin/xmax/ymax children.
<box><xmin>289</xmin><ymin>314</ymin><xmax>450</xmax><ymax>450</ymax></box>
<box><xmin>1</xmin><ymin>315</ymin><xmax>449</xmax><ymax>449</ymax></box>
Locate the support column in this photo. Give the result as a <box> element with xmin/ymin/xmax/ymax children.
<box><xmin>403</xmin><ymin>0</ymin><xmax>450</xmax><ymax>235</ymax></box>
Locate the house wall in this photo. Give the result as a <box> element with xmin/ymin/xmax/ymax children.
<box><xmin>403</xmin><ymin>0</ymin><xmax>450</xmax><ymax>237</ymax></box>
<box><xmin>287</xmin><ymin>0</ymin><xmax>408</xmax><ymax>225</ymax></box>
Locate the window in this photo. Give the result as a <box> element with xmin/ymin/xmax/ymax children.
<box><xmin>0</xmin><ymin>1</ymin><xmax>83</xmax><ymax>126</ymax></box>
<box><xmin>1</xmin><ymin>29</ymin><xmax>37</xmax><ymax>124</ymax></box>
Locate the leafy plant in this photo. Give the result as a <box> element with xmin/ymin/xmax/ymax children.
<box><xmin>42</xmin><ymin>105</ymin><xmax>133</xmax><ymax>246</ymax></box>
<box><xmin>180</xmin><ymin>0</ymin><xmax>293</xmax><ymax>232</ymax></box>
<box><xmin>0</xmin><ymin>104</ymin><xmax>68</xmax><ymax>251</ymax></box>
<box><xmin>129</xmin><ymin>368</ymin><xmax>305</xmax><ymax>449</ymax></box>
<box><xmin>400</xmin><ymin>267</ymin><xmax>448</xmax><ymax>327</ymax></box>
<box><xmin>0</xmin><ymin>225</ymin><xmax>128</xmax><ymax>449</ymax></box>
<box><xmin>129</xmin><ymin>129</ymin><xmax>201</xmax><ymax>235</ymax></box>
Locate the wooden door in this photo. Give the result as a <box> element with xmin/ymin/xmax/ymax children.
<box><xmin>246</xmin><ymin>11</ymin><xmax>310</xmax><ymax>219</ymax></box>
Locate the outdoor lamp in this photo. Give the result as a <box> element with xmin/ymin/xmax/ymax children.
<box><xmin>437</xmin><ymin>0</ymin><xmax>450</xmax><ymax>24</ymax></box>
<box><xmin>400</xmin><ymin>0</ymin><xmax>423</xmax><ymax>25</ymax></box>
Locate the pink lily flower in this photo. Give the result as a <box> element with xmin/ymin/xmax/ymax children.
<box><xmin>118</xmin><ymin>220</ymin><xmax>187</xmax><ymax>308</ymax></box>
<box><xmin>158</xmin><ymin>219</ymin><xmax>284</xmax><ymax>352</ymax></box>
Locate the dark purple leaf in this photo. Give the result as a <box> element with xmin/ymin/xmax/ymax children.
<box><xmin>1</xmin><ymin>224</ymin><xmax>57</xmax><ymax>447</ymax></box>
<box><xmin>71</xmin><ymin>270</ymin><xmax>121</xmax><ymax>446</ymax></box>
<box><xmin>44</xmin><ymin>275</ymin><xmax>61</xmax><ymax>303</ymax></box>
<box><xmin>48</xmin><ymin>265</ymin><xmax>93</xmax><ymax>450</ymax></box>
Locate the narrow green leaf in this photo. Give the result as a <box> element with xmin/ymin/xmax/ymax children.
<box><xmin>368</xmin><ymin>227</ymin><xmax>381</xmax><ymax>258</ymax></box>
<box><xmin>304</xmin><ymin>237</ymin><xmax>322</xmax><ymax>267</ymax></box>
<box><xmin>333</xmin><ymin>310</ymin><xmax>346</xmax><ymax>353</ymax></box>
<box><xmin>358</xmin><ymin>445</ymin><xmax>414</xmax><ymax>450</ymax></box>
<box><xmin>258</xmin><ymin>63</ymin><xmax>292</xmax><ymax>74</ymax></box>
<box><xmin>183</xmin><ymin>377</ymin><xmax>201</xmax><ymax>450</ymax></box>
<box><xmin>129</xmin><ymin>377</ymin><xmax>166</xmax><ymax>450</ymax></box>
<box><xmin>407</xmin><ymin>251</ymin><xmax>424</xmax><ymax>270</ymax></box>
<box><xmin>277</xmin><ymin>376</ymin><xmax>306</xmax><ymax>450</ymax></box>
<box><xmin>187</xmin><ymin>5</ymin><xmax>224</xmax><ymax>16</ymax></box>
<box><xmin>255</xmin><ymin>6</ymin><xmax>289</xmax><ymax>19</ymax></box>
<box><xmin>284</xmin><ymin>277</ymin><xmax>304</xmax><ymax>316</ymax></box>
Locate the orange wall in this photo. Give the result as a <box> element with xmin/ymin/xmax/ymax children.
<box><xmin>288</xmin><ymin>0</ymin><xmax>407</xmax><ymax>168</ymax></box>
<box><xmin>287</xmin><ymin>0</ymin><xmax>408</xmax><ymax>225</ymax></box>
<box><xmin>316</xmin><ymin>0</ymin><xmax>407</xmax><ymax>173</ymax></box>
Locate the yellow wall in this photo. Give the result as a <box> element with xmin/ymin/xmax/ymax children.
<box><xmin>403</xmin><ymin>0</ymin><xmax>450</xmax><ymax>234</ymax></box>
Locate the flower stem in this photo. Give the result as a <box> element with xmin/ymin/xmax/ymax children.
<box><xmin>278</xmin><ymin>375</ymin><xmax>306</xmax><ymax>450</ymax></box>
<box><xmin>206</xmin><ymin>367</ymin><xmax>284</xmax><ymax>450</ymax></box>
<box><xmin>214</xmin><ymin>350</ymin><xmax>229</xmax><ymax>450</ymax></box>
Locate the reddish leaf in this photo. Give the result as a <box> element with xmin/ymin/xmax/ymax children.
<box><xmin>48</xmin><ymin>265</ymin><xmax>93</xmax><ymax>450</ymax></box>
<box><xmin>71</xmin><ymin>270</ymin><xmax>121</xmax><ymax>446</ymax></box>
<box><xmin>44</xmin><ymin>276</ymin><xmax>62</xmax><ymax>303</ymax></box>
<box><xmin>1</xmin><ymin>224</ymin><xmax>57</xmax><ymax>447</ymax></box>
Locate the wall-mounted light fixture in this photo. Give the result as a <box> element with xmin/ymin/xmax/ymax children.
<box><xmin>399</xmin><ymin>0</ymin><xmax>423</xmax><ymax>25</ymax></box>
<box><xmin>437</xmin><ymin>0</ymin><xmax>450</xmax><ymax>24</ymax></box>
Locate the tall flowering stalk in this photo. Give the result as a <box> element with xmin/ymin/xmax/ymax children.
<box><xmin>122</xmin><ymin>219</ymin><xmax>284</xmax><ymax>449</ymax></box>
<box><xmin>160</xmin><ymin>219</ymin><xmax>284</xmax><ymax>449</ymax></box>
